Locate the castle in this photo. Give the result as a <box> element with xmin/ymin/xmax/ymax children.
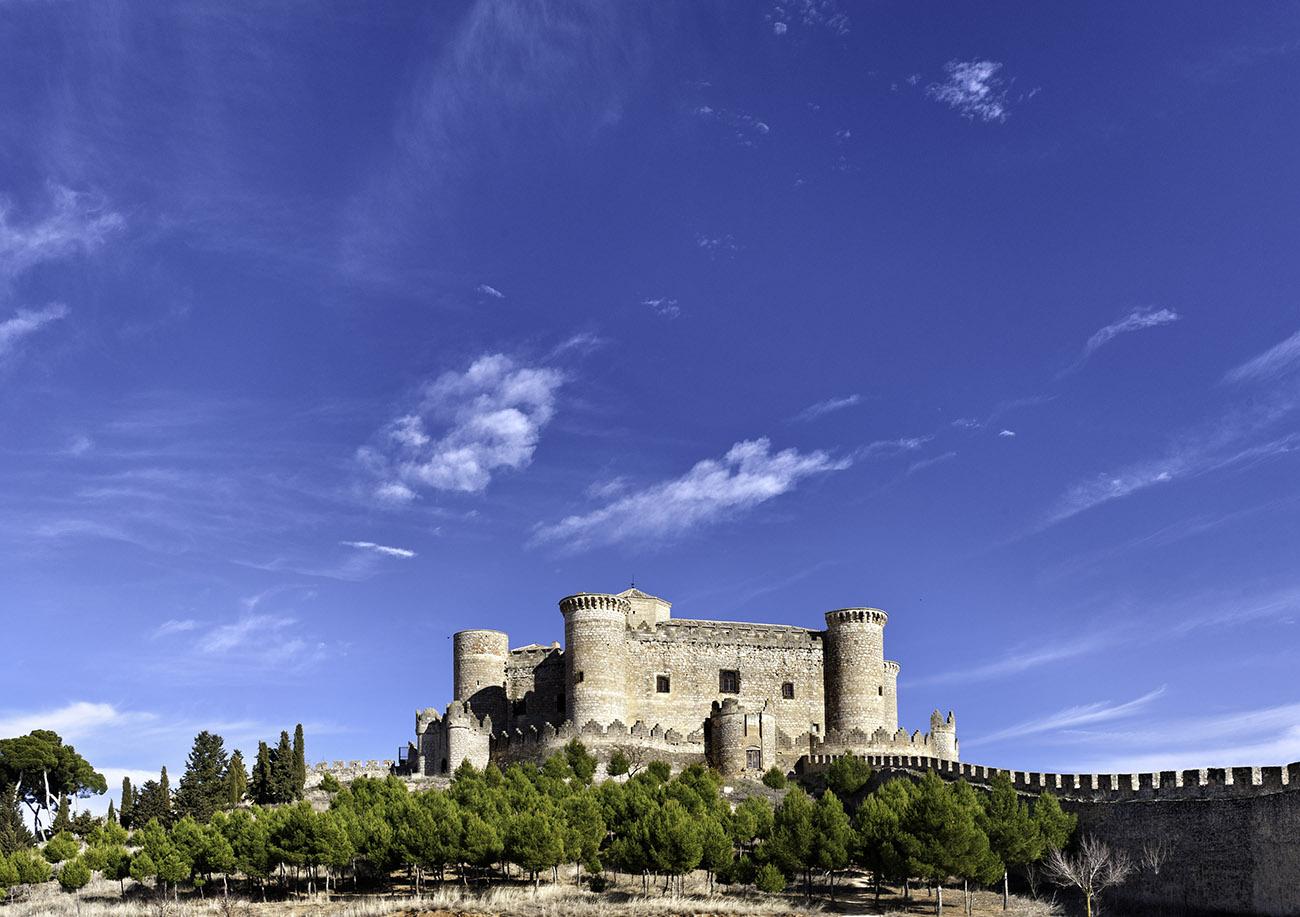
<box><xmin>405</xmin><ymin>587</ymin><xmax>957</xmax><ymax>777</ymax></box>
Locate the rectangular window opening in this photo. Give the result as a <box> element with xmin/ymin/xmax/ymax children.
<box><xmin>656</xmin><ymin>675</ymin><xmax>671</xmax><ymax>694</ymax></box>
<box><xmin>782</xmin><ymin>681</ymin><xmax>795</xmax><ymax>700</ymax></box>
<box><xmin>719</xmin><ymin>669</ymin><xmax>740</xmax><ymax>694</ymax></box>
<box><xmin>746</xmin><ymin>749</ymin><xmax>762</xmax><ymax>770</ymax></box>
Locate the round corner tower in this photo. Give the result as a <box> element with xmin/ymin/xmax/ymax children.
<box><xmin>453</xmin><ymin>629</ymin><xmax>509</xmax><ymax>727</ymax></box>
<box><xmin>559</xmin><ymin>592</ymin><xmax>630</xmax><ymax>727</ymax></box>
<box><xmin>822</xmin><ymin>607</ymin><xmax>894</xmax><ymax>734</ymax></box>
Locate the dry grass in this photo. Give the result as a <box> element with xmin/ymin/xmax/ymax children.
<box><xmin>2</xmin><ymin>874</ymin><xmax>1062</xmax><ymax>917</ymax></box>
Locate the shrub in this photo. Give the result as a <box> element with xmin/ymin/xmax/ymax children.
<box><xmin>607</xmin><ymin>750</ymin><xmax>630</xmax><ymax>777</ymax></box>
<box><xmin>646</xmin><ymin>761</ymin><xmax>671</xmax><ymax>782</ymax></box>
<box><xmin>754</xmin><ymin>861</ymin><xmax>786</xmax><ymax>893</ymax></box>
<box><xmin>825</xmin><ymin>754</ymin><xmax>873</xmax><ymax>799</ymax></box>
<box><xmin>42</xmin><ymin>831</ymin><xmax>79</xmax><ymax>864</ymax></box>
<box><xmin>12</xmin><ymin>848</ymin><xmax>51</xmax><ymax>885</ymax></box>
<box><xmin>0</xmin><ymin>853</ymin><xmax>18</xmax><ymax>897</ymax></box>
<box><xmin>762</xmin><ymin>767</ymin><xmax>788</xmax><ymax>789</ymax></box>
<box><xmin>57</xmin><ymin>857</ymin><xmax>91</xmax><ymax>892</ymax></box>
<box><xmin>319</xmin><ymin>774</ymin><xmax>341</xmax><ymax>794</ymax></box>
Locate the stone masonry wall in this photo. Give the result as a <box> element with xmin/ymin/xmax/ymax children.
<box><xmin>799</xmin><ymin>754</ymin><xmax>1300</xmax><ymax>917</ymax></box>
<box><xmin>624</xmin><ymin>619</ymin><xmax>826</xmax><ymax>742</ymax></box>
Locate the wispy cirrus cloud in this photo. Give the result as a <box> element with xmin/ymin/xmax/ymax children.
<box><xmin>926</xmin><ymin>60</ymin><xmax>1016</xmax><ymax>123</ymax></box>
<box><xmin>1223</xmin><ymin>327</ymin><xmax>1300</xmax><ymax>385</ymax></box>
<box><xmin>855</xmin><ymin>435</ymin><xmax>931</xmax><ymax>459</ymax></box>
<box><xmin>151</xmin><ymin>618</ymin><xmax>200</xmax><ymax>639</ymax></box>
<box><xmin>341</xmin><ymin>540</ymin><xmax>416</xmax><ymax>559</ymax></box>
<box><xmin>965</xmin><ymin>686</ymin><xmax>1166</xmax><ymax>748</ymax></box>
<box><xmin>909</xmin><ymin>634</ymin><xmax>1115</xmax><ymax>687</ymax></box>
<box><xmin>0</xmin><ymin>184</ymin><xmax>124</xmax><ymax>281</ymax></box>
<box><xmin>0</xmin><ymin>303</ymin><xmax>69</xmax><ymax>362</ymax></box>
<box><xmin>793</xmin><ymin>394</ymin><xmax>861</xmax><ymax>422</ymax></box>
<box><xmin>476</xmin><ymin>283</ymin><xmax>504</xmax><ymax>299</ymax></box>
<box><xmin>906</xmin><ymin>451</ymin><xmax>957</xmax><ymax>476</ymax></box>
<box><xmin>359</xmin><ymin>353</ymin><xmax>564</xmax><ymax>502</ymax></box>
<box><xmin>531</xmin><ymin>437</ymin><xmax>849</xmax><ymax>552</ymax></box>
<box><xmin>642</xmin><ymin>297</ymin><xmax>680</xmax><ymax>319</ymax></box>
<box><xmin>1061</xmin><ymin>308</ymin><xmax>1181</xmax><ymax>375</ymax></box>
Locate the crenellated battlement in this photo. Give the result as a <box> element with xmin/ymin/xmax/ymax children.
<box><xmin>825</xmin><ymin>607</ymin><xmax>888</xmax><ymax>627</ymax></box>
<box><xmin>796</xmin><ymin>754</ymin><xmax>1300</xmax><ymax>802</ymax></box>
<box><xmin>559</xmin><ymin>593</ymin><xmax>632</xmax><ymax>615</ymax></box>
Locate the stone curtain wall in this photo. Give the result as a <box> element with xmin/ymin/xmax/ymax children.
<box><xmin>625</xmin><ymin>619</ymin><xmax>827</xmax><ymax>742</ymax></box>
<box><xmin>799</xmin><ymin>754</ymin><xmax>1300</xmax><ymax>917</ymax></box>
<box><xmin>491</xmin><ymin>719</ymin><xmax>707</xmax><ymax>771</ymax></box>
<box><xmin>504</xmin><ymin>646</ymin><xmax>566</xmax><ymax>729</ymax></box>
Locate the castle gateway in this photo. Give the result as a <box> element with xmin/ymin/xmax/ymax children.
<box><xmin>407</xmin><ymin>588</ymin><xmax>957</xmax><ymax>777</ymax></box>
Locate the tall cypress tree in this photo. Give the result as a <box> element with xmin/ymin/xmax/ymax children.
<box><xmin>106</xmin><ymin>800</ymin><xmax>117</xmax><ymax>825</ymax></box>
<box><xmin>119</xmin><ymin>777</ymin><xmax>134</xmax><ymax>829</ymax></box>
<box><xmin>252</xmin><ymin>742</ymin><xmax>273</xmax><ymax>805</ymax></box>
<box><xmin>226</xmin><ymin>750</ymin><xmax>248</xmax><ymax>807</ymax></box>
<box><xmin>292</xmin><ymin>724</ymin><xmax>306</xmax><ymax>799</ymax></box>
<box><xmin>158</xmin><ymin>766</ymin><xmax>172</xmax><ymax>824</ymax></box>
<box><xmin>175</xmin><ymin>731</ymin><xmax>230</xmax><ymax>823</ymax></box>
<box><xmin>270</xmin><ymin>731</ymin><xmax>295</xmax><ymax>803</ymax></box>
<box><xmin>0</xmin><ymin>782</ymin><xmax>35</xmax><ymax>854</ymax></box>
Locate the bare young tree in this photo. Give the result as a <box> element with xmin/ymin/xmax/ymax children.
<box><xmin>1139</xmin><ymin>837</ymin><xmax>1172</xmax><ymax>876</ymax></box>
<box><xmin>1043</xmin><ymin>835</ymin><xmax>1133</xmax><ymax>917</ymax></box>
<box><xmin>610</xmin><ymin>742</ymin><xmax>649</xmax><ymax>776</ymax></box>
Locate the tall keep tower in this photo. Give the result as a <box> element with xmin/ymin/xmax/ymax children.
<box><xmin>453</xmin><ymin>629</ymin><xmax>509</xmax><ymax>727</ymax></box>
<box><xmin>560</xmin><ymin>593</ymin><xmax>630</xmax><ymax>727</ymax></box>
<box><xmin>823</xmin><ymin>607</ymin><xmax>895</xmax><ymax>734</ymax></box>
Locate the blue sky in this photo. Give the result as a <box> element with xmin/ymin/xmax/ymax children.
<box><xmin>3</xmin><ymin>2</ymin><xmax>1300</xmax><ymax>808</ymax></box>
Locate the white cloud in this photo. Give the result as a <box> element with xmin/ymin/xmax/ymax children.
<box><xmin>1223</xmin><ymin>327</ymin><xmax>1300</xmax><ymax>385</ymax></box>
<box><xmin>152</xmin><ymin>619</ymin><xmax>200</xmax><ymax>639</ymax></box>
<box><xmin>585</xmin><ymin>476</ymin><xmax>629</xmax><ymax>500</ymax></box>
<box><xmin>198</xmin><ymin>614</ymin><xmax>296</xmax><ymax>655</ymax></box>
<box><xmin>1075</xmin><ymin>307</ymin><xmax>1181</xmax><ymax>367</ymax></box>
<box><xmin>695</xmin><ymin>233</ymin><xmax>739</xmax><ymax>255</ymax></box>
<box><xmin>0</xmin><ymin>303</ymin><xmax>69</xmax><ymax>360</ymax></box>
<box><xmin>476</xmin><ymin>283</ymin><xmax>504</xmax><ymax>299</ymax></box>
<box><xmin>362</xmin><ymin>353</ymin><xmax>564</xmax><ymax>500</ymax></box>
<box><xmin>910</xmin><ymin>634</ymin><xmax>1114</xmax><ymax>687</ymax></box>
<box><xmin>906</xmin><ymin>451</ymin><xmax>957</xmax><ymax>476</ymax></box>
<box><xmin>793</xmin><ymin>393</ymin><xmax>861</xmax><ymax>422</ymax></box>
<box><xmin>0</xmin><ymin>185</ymin><xmax>124</xmax><ymax>281</ymax></box>
<box><xmin>856</xmin><ymin>435</ymin><xmax>931</xmax><ymax>459</ymax></box>
<box><xmin>642</xmin><ymin>297</ymin><xmax>681</xmax><ymax>319</ymax></box>
<box><xmin>532</xmin><ymin>437</ymin><xmax>849</xmax><ymax>551</ymax></box>
<box><xmin>767</xmin><ymin>1</ymin><xmax>850</xmax><ymax>37</ymax></box>
<box><xmin>926</xmin><ymin>60</ymin><xmax>1013</xmax><ymax>122</ymax></box>
<box><xmin>0</xmin><ymin>701</ymin><xmax>153</xmax><ymax>740</ymax></box>
<box><xmin>999</xmin><ymin>429</ymin><xmax>1016</xmax><ymax>438</ymax></box>
<box><xmin>1047</xmin><ymin>430</ymin><xmax>1300</xmax><ymax>525</ymax></box>
<box><xmin>341</xmin><ymin>540</ymin><xmax>417</xmax><ymax>559</ymax></box>
<box><xmin>965</xmin><ymin>686</ymin><xmax>1166</xmax><ymax>748</ymax></box>
<box><xmin>772</xmin><ymin>21</ymin><xmax>787</xmax><ymax>35</ymax></box>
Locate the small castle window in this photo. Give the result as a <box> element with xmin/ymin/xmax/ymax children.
<box><xmin>878</xmin><ymin>686</ymin><xmax>884</xmax><ymax>696</ymax></box>
<box><xmin>782</xmin><ymin>682</ymin><xmax>795</xmax><ymax>699</ymax></box>
<box><xmin>656</xmin><ymin>675</ymin><xmax>671</xmax><ymax>694</ymax></box>
<box><xmin>746</xmin><ymin>749</ymin><xmax>762</xmax><ymax>770</ymax></box>
<box><xmin>576</xmin><ymin>671</ymin><xmax>584</xmax><ymax>683</ymax></box>
<box><xmin>719</xmin><ymin>669</ymin><xmax>740</xmax><ymax>694</ymax></box>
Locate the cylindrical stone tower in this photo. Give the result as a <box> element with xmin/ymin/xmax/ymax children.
<box><xmin>560</xmin><ymin>592</ymin><xmax>630</xmax><ymax>727</ymax></box>
<box><xmin>453</xmin><ymin>629</ymin><xmax>509</xmax><ymax>727</ymax></box>
<box><xmin>822</xmin><ymin>607</ymin><xmax>889</xmax><ymax>734</ymax></box>
<box><xmin>882</xmin><ymin>660</ymin><xmax>900</xmax><ymax>733</ymax></box>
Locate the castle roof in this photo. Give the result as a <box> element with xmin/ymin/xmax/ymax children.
<box><xmin>617</xmin><ymin>586</ymin><xmax>663</xmax><ymax>600</ymax></box>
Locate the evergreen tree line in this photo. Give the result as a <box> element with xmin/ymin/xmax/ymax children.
<box><xmin>117</xmin><ymin>725</ymin><xmax>306</xmax><ymax>831</ymax></box>
<box><xmin>1</xmin><ymin>743</ymin><xmax>1077</xmax><ymax>913</ymax></box>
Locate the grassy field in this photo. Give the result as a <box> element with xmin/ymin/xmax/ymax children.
<box><xmin>2</xmin><ymin>872</ymin><xmax>1063</xmax><ymax>917</ymax></box>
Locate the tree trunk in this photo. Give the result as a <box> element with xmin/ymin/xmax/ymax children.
<box><xmin>1085</xmin><ymin>889</ymin><xmax>1093</xmax><ymax>917</ymax></box>
<box><xmin>1003</xmin><ymin>869</ymin><xmax>1009</xmax><ymax>910</ymax></box>
<box><xmin>935</xmin><ymin>882</ymin><xmax>943</xmax><ymax>916</ymax></box>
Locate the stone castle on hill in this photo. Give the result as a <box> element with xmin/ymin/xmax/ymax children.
<box><xmin>403</xmin><ymin>587</ymin><xmax>957</xmax><ymax>777</ymax></box>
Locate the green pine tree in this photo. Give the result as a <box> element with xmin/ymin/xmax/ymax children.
<box><xmin>0</xmin><ymin>783</ymin><xmax>35</xmax><ymax>855</ymax></box>
<box><xmin>50</xmin><ymin>794</ymin><xmax>72</xmax><ymax>834</ymax></box>
<box><xmin>106</xmin><ymin>800</ymin><xmax>117</xmax><ymax>825</ymax></box>
<box><xmin>769</xmin><ymin>787</ymin><xmax>816</xmax><ymax>895</ymax></box>
<box><xmin>119</xmin><ymin>777</ymin><xmax>134</xmax><ymax>830</ymax></box>
<box><xmin>292</xmin><ymin>725</ymin><xmax>307</xmax><ymax>800</ymax></box>
<box><xmin>271</xmin><ymin>731</ymin><xmax>296</xmax><ymax>804</ymax></box>
<box><xmin>812</xmin><ymin>790</ymin><xmax>853</xmax><ymax>899</ymax></box>
<box><xmin>981</xmin><ymin>773</ymin><xmax>1043</xmax><ymax>910</ymax></box>
<box><xmin>1032</xmin><ymin>791</ymin><xmax>1076</xmax><ymax>853</ymax></box>
<box><xmin>226</xmin><ymin>750</ymin><xmax>248</xmax><ymax>808</ymax></box>
<box><xmin>175</xmin><ymin>731</ymin><xmax>231</xmax><ymax>823</ymax></box>
<box><xmin>251</xmin><ymin>742</ymin><xmax>273</xmax><ymax>805</ymax></box>
<box><xmin>900</xmin><ymin>772</ymin><xmax>991</xmax><ymax>916</ymax></box>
